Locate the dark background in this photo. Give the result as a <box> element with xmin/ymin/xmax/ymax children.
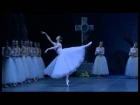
<box><xmin>2</xmin><ymin>13</ymin><xmax>138</xmax><ymax>75</ymax></box>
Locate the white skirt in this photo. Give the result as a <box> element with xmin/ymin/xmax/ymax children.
<box><xmin>92</xmin><ymin>55</ymin><xmax>109</xmax><ymax>75</ymax></box>
<box><xmin>13</xmin><ymin>57</ymin><xmax>26</xmax><ymax>82</ymax></box>
<box><xmin>38</xmin><ymin>57</ymin><xmax>45</xmax><ymax>78</ymax></box>
<box><xmin>125</xmin><ymin>57</ymin><xmax>138</xmax><ymax>77</ymax></box>
<box><xmin>26</xmin><ymin>56</ymin><xmax>37</xmax><ymax>78</ymax></box>
<box><xmin>32</xmin><ymin>57</ymin><xmax>43</xmax><ymax>78</ymax></box>
<box><xmin>44</xmin><ymin>46</ymin><xmax>85</xmax><ymax>79</ymax></box>
<box><xmin>2</xmin><ymin>57</ymin><xmax>18</xmax><ymax>84</ymax></box>
<box><xmin>21</xmin><ymin>56</ymin><xmax>30</xmax><ymax>79</ymax></box>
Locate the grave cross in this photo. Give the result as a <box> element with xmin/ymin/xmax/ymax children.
<box><xmin>75</xmin><ymin>17</ymin><xmax>94</xmax><ymax>45</ymax></box>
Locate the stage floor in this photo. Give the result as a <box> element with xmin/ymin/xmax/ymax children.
<box><xmin>2</xmin><ymin>76</ymin><xmax>138</xmax><ymax>92</ymax></box>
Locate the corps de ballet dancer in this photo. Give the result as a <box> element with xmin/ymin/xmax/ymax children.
<box><xmin>37</xmin><ymin>42</ymin><xmax>45</xmax><ymax>78</ymax></box>
<box><xmin>2</xmin><ymin>41</ymin><xmax>17</xmax><ymax>87</ymax></box>
<box><xmin>30</xmin><ymin>41</ymin><xmax>39</xmax><ymax>80</ymax></box>
<box><xmin>125</xmin><ymin>42</ymin><xmax>138</xmax><ymax>78</ymax></box>
<box><xmin>92</xmin><ymin>41</ymin><xmax>109</xmax><ymax>78</ymax></box>
<box><xmin>26</xmin><ymin>40</ymin><xmax>37</xmax><ymax>82</ymax></box>
<box><xmin>20</xmin><ymin>40</ymin><xmax>30</xmax><ymax>83</ymax></box>
<box><xmin>41</xmin><ymin>31</ymin><xmax>92</xmax><ymax>86</ymax></box>
<box><xmin>33</xmin><ymin>42</ymin><xmax>44</xmax><ymax>79</ymax></box>
<box><xmin>12</xmin><ymin>40</ymin><xmax>26</xmax><ymax>84</ymax></box>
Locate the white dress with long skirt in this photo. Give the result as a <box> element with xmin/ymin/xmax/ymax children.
<box><xmin>26</xmin><ymin>47</ymin><xmax>37</xmax><ymax>79</ymax></box>
<box><xmin>92</xmin><ymin>47</ymin><xmax>109</xmax><ymax>75</ymax></box>
<box><xmin>2</xmin><ymin>47</ymin><xmax>18</xmax><ymax>84</ymax></box>
<box><xmin>20</xmin><ymin>46</ymin><xmax>30</xmax><ymax>79</ymax></box>
<box><xmin>12</xmin><ymin>47</ymin><xmax>26</xmax><ymax>82</ymax></box>
<box><xmin>125</xmin><ymin>48</ymin><xmax>138</xmax><ymax>77</ymax></box>
<box><xmin>44</xmin><ymin>42</ymin><xmax>90</xmax><ymax>79</ymax></box>
<box><xmin>33</xmin><ymin>47</ymin><xmax>44</xmax><ymax>78</ymax></box>
<box><xmin>38</xmin><ymin>48</ymin><xmax>45</xmax><ymax>78</ymax></box>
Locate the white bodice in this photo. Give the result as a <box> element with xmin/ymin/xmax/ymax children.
<box><xmin>54</xmin><ymin>42</ymin><xmax>63</xmax><ymax>55</ymax></box>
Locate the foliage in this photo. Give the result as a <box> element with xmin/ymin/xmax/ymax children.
<box><xmin>80</xmin><ymin>71</ymin><xmax>90</xmax><ymax>77</ymax></box>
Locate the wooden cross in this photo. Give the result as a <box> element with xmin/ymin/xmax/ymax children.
<box><xmin>75</xmin><ymin>17</ymin><xmax>94</xmax><ymax>45</ymax></box>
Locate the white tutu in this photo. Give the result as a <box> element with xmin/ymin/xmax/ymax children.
<box><xmin>44</xmin><ymin>44</ymin><xmax>85</xmax><ymax>79</ymax></box>
<box><xmin>26</xmin><ymin>56</ymin><xmax>36</xmax><ymax>79</ymax></box>
<box><xmin>92</xmin><ymin>55</ymin><xmax>109</xmax><ymax>75</ymax></box>
<box><xmin>125</xmin><ymin>57</ymin><xmax>138</xmax><ymax>77</ymax></box>
<box><xmin>32</xmin><ymin>57</ymin><xmax>43</xmax><ymax>78</ymax></box>
<box><xmin>21</xmin><ymin>56</ymin><xmax>30</xmax><ymax>79</ymax></box>
<box><xmin>38</xmin><ymin>57</ymin><xmax>45</xmax><ymax>78</ymax></box>
<box><xmin>2</xmin><ymin>57</ymin><xmax>18</xmax><ymax>84</ymax></box>
<box><xmin>13</xmin><ymin>57</ymin><xmax>26</xmax><ymax>82</ymax></box>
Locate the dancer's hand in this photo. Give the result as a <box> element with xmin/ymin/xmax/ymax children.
<box><xmin>41</xmin><ymin>31</ymin><xmax>46</xmax><ymax>35</ymax></box>
<box><xmin>44</xmin><ymin>49</ymin><xmax>48</xmax><ymax>54</ymax></box>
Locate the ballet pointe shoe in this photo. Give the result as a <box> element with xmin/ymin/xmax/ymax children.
<box><xmin>85</xmin><ymin>42</ymin><xmax>92</xmax><ymax>47</ymax></box>
<box><xmin>66</xmin><ymin>80</ymin><xmax>69</xmax><ymax>87</ymax></box>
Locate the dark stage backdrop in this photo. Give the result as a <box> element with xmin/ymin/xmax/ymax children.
<box><xmin>2</xmin><ymin>13</ymin><xmax>138</xmax><ymax>75</ymax></box>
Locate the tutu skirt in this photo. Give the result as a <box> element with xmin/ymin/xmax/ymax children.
<box><xmin>125</xmin><ymin>57</ymin><xmax>138</xmax><ymax>77</ymax></box>
<box><xmin>26</xmin><ymin>56</ymin><xmax>36</xmax><ymax>79</ymax></box>
<box><xmin>92</xmin><ymin>55</ymin><xmax>109</xmax><ymax>75</ymax></box>
<box><xmin>2</xmin><ymin>57</ymin><xmax>18</xmax><ymax>84</ymax></box>
<box><xmin>44</xmin><ymin>46</ymin><xmax>85</xmax><ymax>79</ymax></box>
<box><xmin>13</xmin><ymin>57</ymin><xmax>26</xmax><ymax>82</ymax></box>
<box><xmin>21</xmin><ymin>56</ymin><xmax>30</xmax><ymax>79</ymax></box>
<box><xmin>38</xmin><ymin>57</ymin><xmax>45</xmax><ymax>78</ymax></box>
<box><xmin>32</xmin><ymin>57</ymin><xmax>43</xmax><ymax>78</ymax></box>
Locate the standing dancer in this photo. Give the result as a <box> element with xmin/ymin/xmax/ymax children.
<box><xmin>13</xmin><ymin>40</ymin><xmax>26</xmax><ymax>84</ymax></box>
<box><xmin>92</xmin><ymin>42</ymin><xmax>109</xmax><ymax>78</ymax></box>
<box><xmin>30</xmin><ymin>41</ymin><xmax>39</xmax><ymax>80</ymax></box>
<box><xmin>33</xmin><ymin>42</ymin><xmax>44</xmax><ymax>79</ymax></box>
<box><xmin>125</xmin><ymin>42</ymin><xmax>138</xmax><ymax>78</ymax></box>
<box><xmin>26</xmin><ymin>40</ymin><xmax>37</xmax><ymax>82</ymax></box>
<box><xmin>37</xmin><ymin>43</ymin><xmax>45</xmax><ymax>79</ymax></box>
<box><xmin>20</xmin><ymin>40</ymin><xmax>30</xmax><ymax>83</ymax></box>
<box><xmin>2</xmin><ymin>41</ymin><xmax>17</xmax><ymax>87</ymax></box>
<box><xmin>41</xmin><ymin>31</ymin><xmax>92</xmax><ymax>86</ymax></box>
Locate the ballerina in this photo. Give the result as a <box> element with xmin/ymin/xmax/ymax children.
<box><xmin>12</xmin><ymin>40</ymin><xmax>26</xmax><ymax>84</ymax></box>
<box><xmin>33</xmin><ymin>42</ymin><xmax>44</xmax><ymax>79</ymax></box>
<box><xmin>125</xmin><ymin>42</ymin><xmax>138</xmax><ymax>78</ymax></box>
<box><xmin>2</xmin><ymin>41</ymin><xmax>18</xmax><ymax>87</ymax></box>
<box><xmin>92</xmin><ymin>42</ymin><xmax>109</xmax><ymax>78</ymax></box>
<box><xmin>37</xmin><ymin>42</ymin><xmax>45</xmax><ymax>79</ymax></box>
<box><xmin>41</xmin><ymin>31</ymin><xmax>92</xmax><ymax>86</ymax></box>
<box><xmin>30</xmin><ymin>41</ymin><xmax>40</xmax><ymax>80</ymax></box>
<box><xmin>26</xmin><ymin>40</ymin><xmax>37</xmax><ymax>82</ymax></box>
<box><xmin>20</xmin><ymin>40</ymin><xmax>30</xmax><ymax>83</ymax></box>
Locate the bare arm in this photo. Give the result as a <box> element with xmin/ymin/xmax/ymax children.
<box><xmin>2</xmin><ymin>47</ymin><xmax>4</xmax><ymax>56</ymax></box>
<box><xmin>129</xmin><ymin>48</ymin><xmax>133</xmax><ymax>56</ymax></box>
<box><xmin>95</xmin><ymin>48</ymin><xmax>98</xmax><ymax>55</ymax></box>
<box><xmin>45</xmin><ymin>45</ymin><xmax>59</xmax><ymax>53</ymax></box>
<box><xmin>41</xmin><ymin>31</ymin><xmax>55</xmax><ymax>46</ymax></box>
<box><xmin>2</xmin><ymin>47</ymin><xmax>9</xmax><ymax>57</ymax></box>
<box><xmin>100</xmin><ymin>48</ymin><xmax>105</xmax><ymax>55</ymax></box>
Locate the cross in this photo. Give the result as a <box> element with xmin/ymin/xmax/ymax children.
<box><xmin>75</xmin><ymin>17</ymin><xmax>94</xmax><ymax>45</ymax></box>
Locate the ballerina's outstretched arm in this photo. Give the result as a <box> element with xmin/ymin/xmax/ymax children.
<box><xmin>44</xmin><ymin>45</ymin><xmax>59</xmax><ymax>53</ymax></box>
<box><xmin>41</xmin><ymin>31</ymin><xmax>56</xmax><ymax>46</ymax></box>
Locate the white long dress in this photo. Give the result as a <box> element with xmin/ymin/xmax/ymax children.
<box><xmin>38</xmin><ymin>48</ymin><xmax>45</xmax><ymax>78</ymax></box>
<box><xmin>12</xmin><ymin>47</ymin><xmax>26</xmax><ymax>82</ymax></box>
<box><xmin>44</xmin><ymin>42</ymin><xmax>90</xmax><ymax>79</ymax></box>
<box><xmin>20</xmin><ymin>46</ymin><xmax>30</xmax><ymax>79</ymax></box>
<box><xmin>92</xmin><ymin>47</ymin><xmax>109</xmax><ymax>75</ymax></box>
<box><xmin>2</xmin><ymin>47</ymin><xmax>18</xmax><ymax>84</ymax></box>
<box><xmin>125</xmin><ymin>47</ymin><xmax>138</xmax><ymax>77</ymax></box>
